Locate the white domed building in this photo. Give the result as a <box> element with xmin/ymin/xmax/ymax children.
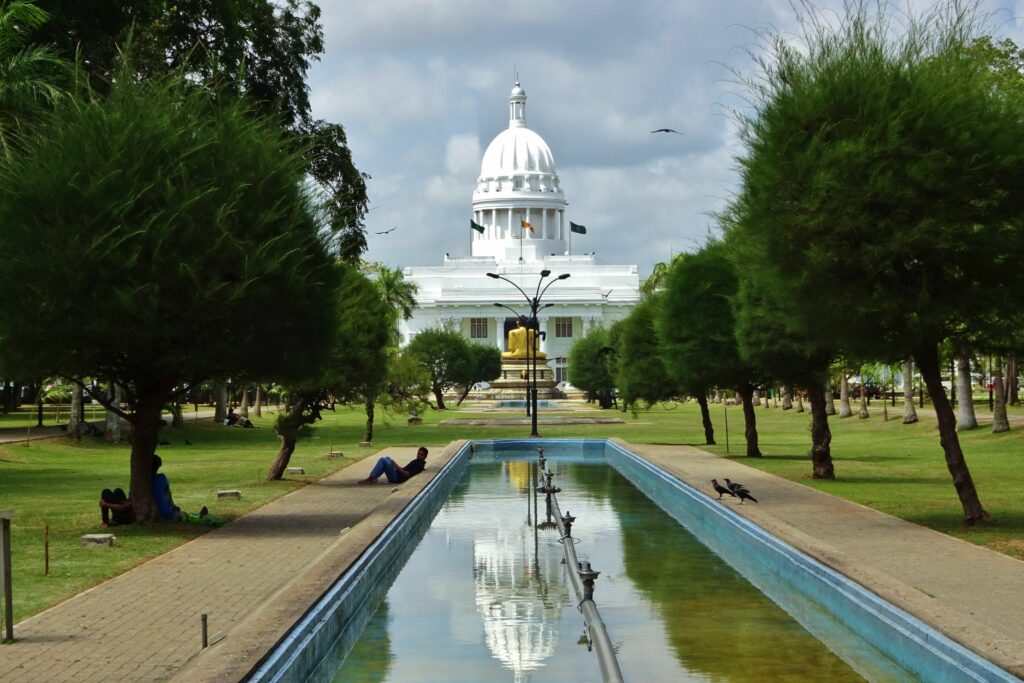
<box><xmin>399</xmin><ymin>82</ymin><xmax>640</xmax><ymax>385</ymax></box>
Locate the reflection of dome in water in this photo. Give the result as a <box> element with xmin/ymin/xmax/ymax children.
<box><xmin>472</xmin><ymin>492</ymin><xmax>569</xmax><ymax>682</ymax></box>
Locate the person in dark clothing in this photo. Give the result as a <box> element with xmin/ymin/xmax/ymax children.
<box><xmin>358</xmin><ymin>447</ymin><xmax>428</xmax><ymax>484</ymax></box>
<box><xmin>99</xmin><ymin>487</ymin><xmax>134</xmax><ymax>527</ymax></box>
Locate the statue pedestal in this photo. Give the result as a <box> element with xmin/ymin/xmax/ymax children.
<box><xmin>489</xmin><ymin>357</ymin><xmax>556</xmax><ymax>399</ymax></box>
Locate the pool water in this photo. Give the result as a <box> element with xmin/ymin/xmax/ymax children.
<box><xmin>492</xmin><ymin>400</ymin><xmax>561</xmax><ymax>409</ymax></box>
<box><xmin>330</xmin><ymin>456</ymin><xmax>907</xmax><ymax>682</ymax></box>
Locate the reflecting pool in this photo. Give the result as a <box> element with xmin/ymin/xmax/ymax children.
<box><xmin>491</xmin><ymin>400</ymin><xmax>562</xmax><ymax>409</ymax></box>
<box><xmin>331</xmin><ymin>455</ymin><xmax>907</xmax><ymax>682</ymax></box>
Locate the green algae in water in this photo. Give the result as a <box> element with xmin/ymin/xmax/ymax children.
<box><xmin>333</xmin><ymin>460</ymin><xmax>906</xmax><ymax>682</ymax></box>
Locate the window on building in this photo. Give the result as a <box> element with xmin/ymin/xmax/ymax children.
<box><xmin>554</xmin><ymin>317</ymin><xmax>573</xmax><ymax>338</ymax></box>
<box><xmin>470</xmin><ymin>318</ymin><xmax>488</xmax><ymax>339</ymax></box>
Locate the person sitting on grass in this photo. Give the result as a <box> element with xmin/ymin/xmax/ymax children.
<box><xmin>152</xmin><ymin>454</ymin><xmax>221</xmax><ymax>525</ymax></box>
<box><xmin>358</xmin><ymin>447</ymin><xmax>428</xmax><ymax>485</ymax></box>
<box><xmin>99</xmin><ymin>487</ymin><xmax>134</xmax><ymax>528</ymax></box>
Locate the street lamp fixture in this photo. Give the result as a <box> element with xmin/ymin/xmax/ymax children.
<box><xmin>488</xmin><ymin>270</ymin><xmax>571</xmax><ymax>436</ymax></box>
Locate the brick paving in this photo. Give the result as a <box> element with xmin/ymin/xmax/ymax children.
<box><xmin>2</xmin><ymin>438</ymin><xmax>1022</xmax><ymax>680</ymax></box>
<box><xmin>0</xmin><ymin>444</ymin><xmax>460</xmax><ymax>683</ymax></box>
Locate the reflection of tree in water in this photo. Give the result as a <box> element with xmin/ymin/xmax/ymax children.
<box><xmin>332</xmin><ymin>600</ymin><xmax>393</xmax><ymax>683</ymax></box>
<box><xmin>568</xmin><ymin>465</ymin><xmax>865</xmax><ymax>683</ymax></box>
<box><xmin>470</xmin><ymin>461</ymin><xmax>571</xmax><ymax>682</ymax></box>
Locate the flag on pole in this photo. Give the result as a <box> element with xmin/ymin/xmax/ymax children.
<box><xmin>570</xmin><ymin>222</ymin><xmax>587</xmax><ymax>235</ymax></box>
<box><xmin>520</xmin><ymin>218</ymin><xmax>535</xmax><ymax>234</ymax></box>
<box><xmin>470</xmin><ymin>219</ymin><xmax>485</xmax><ymax>234</ymax></box>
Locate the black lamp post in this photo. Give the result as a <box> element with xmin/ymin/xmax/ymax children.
<box><xmin>487</xmin><ymin>270</ymin><xmax>570</xmax><ymax>437</ymax></box>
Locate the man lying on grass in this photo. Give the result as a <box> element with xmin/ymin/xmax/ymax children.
<box><xmin>358</xmin><ymin>447</ymin><xmax>428</xmax><ymax>485</ymax></box>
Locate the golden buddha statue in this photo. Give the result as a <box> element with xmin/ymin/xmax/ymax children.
<box><xmin>502</xmin><ymin>320</ymin><xmax>546</xmax><ymax>359</ymax></box>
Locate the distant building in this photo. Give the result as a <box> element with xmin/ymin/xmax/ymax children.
<box><xmin>400</xmin><ymin>81</ymin><xmax>640</xmax><ymax>384</ymax></box>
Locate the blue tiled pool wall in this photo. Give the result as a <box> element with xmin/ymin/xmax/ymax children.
<box><xmin>603</xmin><ymin>440</ymin><xmax>1018</xmax><ymax>683</ymax></box>
<box><xmin>248</xmin><ymin>442</ymin><xmax>473</xmax><ymax>683</ymax></box>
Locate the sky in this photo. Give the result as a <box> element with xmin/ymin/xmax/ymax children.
<box><xmin>307</xmin><ymin>1</ymin><xmax>1024</xmax><ymax>278</ymax></box>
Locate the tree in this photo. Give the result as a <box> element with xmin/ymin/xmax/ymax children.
<box><xmin>268</xmin><ymin>265</ymin><xmax>391</xmax><ymax>479</ymax></box>
<box><xmin>406</xmin><ymin>328</ymin><xmax>472</xmax><ymax>410</ymax></box>
<box><xmin>567</xmin><ymin>326</ymin><xmax>615</xmax><ymax>405</ymax></box>
<box><xmin>355</xmin><ymin>263</ymin><xmax>419</xmax><ymax>442</ymax></box>
<box><xmin>0</xmin><ymin>73</ymin><xmax>338</xmax><ymax>521</ymax></box>
<box><xmin>730</xmin><ymin>3</ymin><xmax>1024</xmax><ymax>523</ymax></box>
<box><xmin>658</xmin><ymin>242</ymin><xmax>760</xmax><ymax>455</ymax></box>
<box><xmin>455</xmin><ymin>344</ymin><xmax>501</xmax><ymax>406</ymax></box>
<box><xmin>37</xmin><ymin>0</ymin><xmax>370</xmax><ymax>260</ymax></box>
<box><xmin>0</xmin><ymin>0</ymin><xmax>67</xmax><ymax>154</ymax></box>
<box><xmin>616</xmin><ymin>296</ymin><xmax>678</xmax><ymax>413</ymax></box>
<box><xmin>727</xmin><ymin>238</ymin><xmax>835</xmax><ymax>478</ymax></box>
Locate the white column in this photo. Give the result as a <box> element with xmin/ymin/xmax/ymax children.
<box><xmin>559</xmin><ymin>211</ymin><xmax>565</xmax><ymax>241</ymax></box>
<box><xmin>526</xmin><ymin>208</ymin><xmax>532</xmax><ymax>238</ymax></box>
<box><xmin>491</xmin><ymin>208</ymin><xmax>496</xmax><ymax>239</ymax></box>
<box><xmin>543</xmin><ymin>209</ymin><xmax>549</xmax><ymax>240</ymax></box>
<box><xmin>494</xmin><ymin>317</ymin><xmax>504</xmax><ymax>352</ymax></box>
<box><xmin>507</xmin><ymin>208</ymin><xmax>512</xmax><ymax>238</ymax></box>
<box><xmin>541</xmin><ymin>317</ymin><xmax>551</xmax><ymax>353</ymax></box>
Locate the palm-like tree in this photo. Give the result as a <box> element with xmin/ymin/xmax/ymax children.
<box><xmin>0</xmin><ymin>0</ymin><xmax>67</xmax><ymax>155</ymax></box>
<box><xmin>365</xmin><ymin>261</ymin><xmax>418</xmax><ymax>327</ymax></box>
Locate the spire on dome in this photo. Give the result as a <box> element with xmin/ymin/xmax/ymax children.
<box><xmin>509</xmin><ymin>80</ymin><xmax>527</xmax><ymax>128</ymax></box>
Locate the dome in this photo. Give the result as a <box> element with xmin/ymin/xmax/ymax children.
<box><xmin>475</xmin><ymin>81</ymin><xmax>563</xmax><ymax>195</ymax></box>
<box><xmin>480</xmin><ymin>127</ymin><xmax>557</xmax><ymax>178</ymax></box>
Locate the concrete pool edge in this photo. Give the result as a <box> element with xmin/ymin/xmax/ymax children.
<box><xmin>233</xmin><ymin>438</ymin><xmax>1022</xmax><ymax>682</ymax></box>
<box><xmin>244</xmin><ymin>440</ymin><xmax>473</xmax><ymax>683</ymax></box>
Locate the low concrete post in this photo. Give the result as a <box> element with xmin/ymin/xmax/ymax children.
<box><xmin>1</xmin><ymin>509</ymin><xmax>13</xmax><ymax>643</ymax></box>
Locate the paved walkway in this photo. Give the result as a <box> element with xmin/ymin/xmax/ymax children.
<box><xmin>0</xmin><ymin>444</ymin><xmax>461</xmax><ymax>682</ymax></box>
<box><xmin>0</xmin><ymin>410</ymin><xmax>222</xmax><ymax>445</ymax></box>
<box><xmin>1</xmin><ymin>438</ymin><xmax>1021</xmax><ymax>680</ymax></box>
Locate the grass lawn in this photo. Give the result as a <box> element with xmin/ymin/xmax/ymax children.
<box><xmin>1</xmin><ymin>397</ymin><xmax>1022</xmax><ymax>623</ymax></box>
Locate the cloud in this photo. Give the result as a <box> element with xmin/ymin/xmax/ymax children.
<box><xmin>310</xmin><ymin>0</ymin><xmax>1024</xmax><ymax>277</ymax></box>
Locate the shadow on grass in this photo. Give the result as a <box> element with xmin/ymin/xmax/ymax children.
<box><xmin>904</xmin><ymin>509</ymin><xmax>1024</xmax><ymax>534</ymax></box>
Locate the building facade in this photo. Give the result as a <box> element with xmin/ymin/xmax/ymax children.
<box><xmin>399</xmin><ymin>81</ymin><xmax>640</xmax><ymax>384</ymax></box>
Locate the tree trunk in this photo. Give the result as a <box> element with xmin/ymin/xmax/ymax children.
<box><xmin>105</xmin><ymin>382</ymin><xmax>122</xmax><ymax>443</ymax></box>
<box><xmin>697</xmin><ymin>391</ymin><xmax>715</xmax><ymax>445</ymax></box>
<box><xmin>456</xmin><ymin>386</ymin><xmax>471</xmax><ymax>406</ymax></box>
<box><xmin>917</xmin><ymin>344</ymin><xmax>989</xmax><ymax>525</ymax></box>
<box><xmin>713</xmin><ymin>389</ymin><xmax>722</xmax><ymax>404</ymax></box>
<box><xmin>170</xmin><ymin>400</ymin><xmax>184</xmax><ymax>428</ymax></box>
<box><xmin>781</xmin><ymin>385</ymin><xmax>793</xmax><ymax>410</ymax></box>
<box><xmin>956</xmin><ymin>356</ymin><xmax>977</xmax><ymax>431</ymax></box>
<box><xmin>992</xmin><ymin>364</ymin><xmax>1010</xmax><ymax>433</ymax></box>
<box><xmin>737</xmin><ymin>384</ymin><xmax>762</xmax><ymax>458</ymax></box>
<box><xmin>254</xmin><ymin>384</ymin><xmax>263</xmax><ymax>417</ymax></box>
<box><xmin>240</xmin><ymin>386</ymin><xmax>250</xmax><ymax>418</ymax></box>
<box><xmin>214</xmin><ymin>381</ymin><xmax>227</xmax><ymax>423</ymax></box>
<box><xmin>433</xmin><ymin>386</ymin><xmax>447</xmax><ymax>410</ymax></box>
<box><xmin>902</xmin><ymin>361</ymin><xmax>918</xmax><ymax>424</ymax></box>
<box><xmin>267</xmin><ymin>397</ymin><xmax>308</xmax><ymax>480</ymax></box>
<box><xmin>363</xmin><ymin>399</ymin><xmax>375</xmax><ymax>443</ymax></box>
<box><xmin>1008</xmin><ymin>356</ymin><xmax>1019</xmax><ymax>405</ymax></box>
<box><xmin>858</xmin><ymin>385</ymin><xmax>869</xmax><ymax>419</ymax></box>
<box><xmin>824</xmin><ymin>379</ymin><xmax>836</xmax><ymax>416</ymax></box>
<box><xmin>752</xmin><ymin>389</ymin><xmax>760</xmax><ymax>406</ymax></box>
<box><xmin>129</xmin><ymin>392</ymin><xmax>166</xmax><ymax>524</ymax></box>
<box><xmin>807</xmin><ymin>382</ymin><xmax>834</xmax><ymax>479</ymax></box>
<box><xmin>68</xmin><ymin>383</ymin><xmax>83</xmax><ymax>441</ymax></box>
<box><xmin>839</xmin><ymin>375</ymin><xmax>852</xmax><ymax>417</ymax></box>
<box><xmin>796</xmin><ymin>391</ymin><xmax>805</xmax><ymax>413</ymax></box>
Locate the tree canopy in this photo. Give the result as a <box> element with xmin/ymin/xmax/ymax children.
<box><xmin>567</xmin><ymin>326</ymin><xmax>615</xmax><ymax>405</ymax></box>
<box><xmin>728</xmin><ymin>3</ymin><xmax>1024</xmax><ymax>520</ymax></box>
<box><xmin>0</xmin><ymin>72</ymin><xmax>338</xmax><ymax>519</ymax></box>
<box><xmin>406</xmin><ymin>328</ymin><xmax>473</xmax><ymax>410</ymax></box>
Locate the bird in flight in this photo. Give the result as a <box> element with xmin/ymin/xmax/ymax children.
<box><xmin>651</xmin><ymin>128</ymin><xmax>683</xmax><ymax>135</ymax></box>
<box><xmin>601</xmin><ymin>290</ymin><xmax>612</xmax><ymax>299</ymax></box>
<box><xmin>375</xmin><ymin>226</ymin><xmax>397</xmax><ymax>235</ymax></box>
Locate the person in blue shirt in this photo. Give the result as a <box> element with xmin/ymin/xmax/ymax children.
<box><xmin>358</xmin><ymin>447</ymin><xmax>428</xmax><ymax>485</ymax></box>
<box><xmin>151</xmin><ymin>454</ymin><xmax>181</xmax><ymax>521</ymax></box>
